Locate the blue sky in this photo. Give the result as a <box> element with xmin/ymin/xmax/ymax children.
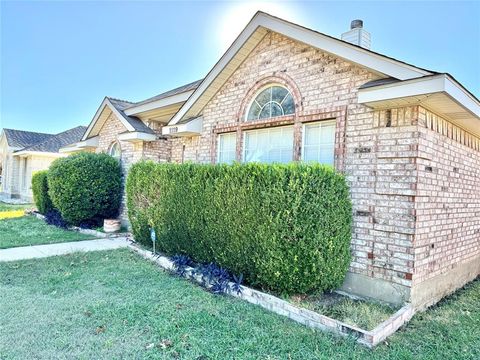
<box><xmin>1</xmin><ymin>1</ymin><xmax>479</xmax><ymax>134</ymax></box>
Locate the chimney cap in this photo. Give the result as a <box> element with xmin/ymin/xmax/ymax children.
<box><xmin>351</xmin><ymin>19</ymin><xmax>363</xmax><ymax>29</ymax></box>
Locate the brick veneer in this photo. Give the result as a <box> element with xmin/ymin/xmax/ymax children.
<box><xmin>167</xmin><ymin>32</ymin><xmax>479</xmax><ymax>306</ymax></box>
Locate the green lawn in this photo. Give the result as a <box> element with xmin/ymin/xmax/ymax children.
<box><xmin>0</xmin><ymin>201</ymin><xmax>34</xmax><ymax>212</ymax></box>
<box><xmin>0</xmin><ymin>216</ymin><xmax>95</xmax><ymax>249</ymax></box>
<box><xmin>0</xmin><ymin>249</ymin><xmax>478</xmax><ymax>359</ymax></box>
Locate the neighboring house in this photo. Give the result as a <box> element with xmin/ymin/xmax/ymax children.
<box><xmin>0</xmin><ymin>126</ymin><xmax>86</xmax><ymax>201</ymax></box>
<box><xmin>62</xmin><ymin>12</ymin><xmax>480</xmax><ymax>309</ymax></box>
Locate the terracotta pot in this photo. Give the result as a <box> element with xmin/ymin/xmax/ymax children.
<box><xmin>104</xmin><ymin>219</ymin><xmax>121</xmax><ymax>233</ymax></box>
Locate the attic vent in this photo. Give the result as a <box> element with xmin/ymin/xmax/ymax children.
<box><xmin>341</xmin><ymin>19</ymin><xmax>371</xmax><ymax>50</ymax></box>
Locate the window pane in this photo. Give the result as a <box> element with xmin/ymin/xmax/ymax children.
<box><xmin>244</xmin><ymin>126</ymin><xmax>293</xmax><ymax>164</ymax></box>
<box><xmin>247</xmin><ymin>102</ymin><xmax>261</xmax><ymax>120</ymax></box>
<box><xmin>272</xmin><ymin>86</ymin><xmax>288</xmax><ymax>103</ymax></box>
<box><xmin>271</xmin><ymin>102</ymin><xmax>283</xmax><ymax>117</ymax></box>
<box><xmin>302</xmin><ymin>121</ymin><xmax>336</xmax><ymax>165</ymax></box>
<box><xmin>218</xmin><ymin>133</ymin><xmax>237</xmax><ymax>164</ymax></box>
<box><xmin>259</xmin><ymin>104</ymin><xmax>271</xmax><ymax>119</ymax></box>
<box><xmin>256</xmin><ymin>88</ymin><xmax>271</xmax><ymax>107</ymax></box>
<box><xmin>282</xmin><ymin>93</ymin><xmax>295</xmax><ymax>115</ymax></box>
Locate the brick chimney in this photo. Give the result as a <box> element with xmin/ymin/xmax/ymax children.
<box><xmin>341</xmin><ymin>19</ymin><xmax>371</xmax><ymax>50</ymax></box>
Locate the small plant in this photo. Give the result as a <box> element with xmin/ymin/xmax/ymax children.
<box><xmin>231</xmin><ymin>274</ymin><xmax>244</xmax><ymax>295</ymax></box>
<box><xmin>44</xmin><ymin>209</ymin><xmax>68</xmax><ymax>228</ymax></box>
<box><xmin>171</xmin><ymin>254</ymin><xmax>194</xmax><ymax>276</ymax></box>
<box><xmin>169</xmin><ymin>255</ymin><xmax>244</xmax><ymax>296</ymax></box>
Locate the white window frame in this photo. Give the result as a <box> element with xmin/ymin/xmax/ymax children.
<box><xmin>301</xmin><ymin>120</ymin><xmax>336</xmax><ymax>165</ymax></box>
<box><xmin>108</xmin><ymin>141</ymin><xmax>122</xmax><ymax>159</ymax></box>
<box><xmin>242</xmin><ymin>125</ymin><xmax>294</xmax><ymax>164</ymax></box>
<box><xmin>216</xmin><ymin>132</ymin><xmax>237</xmax><ymax>164</ymax></box>
<box><xmin>245</xmin><ymin>84</ymin><xmax>295</xmax><ymax>122</ymax></box>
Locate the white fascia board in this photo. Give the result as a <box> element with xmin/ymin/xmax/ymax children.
<box><xmin>78</xmin><ymin>136</ymin><xmax>99</xmax><ymax>148</ymax></box>
<box><xmin>169</xmin><ymin>12</ymin><xmax>431</xmax><ymax>126</ymax></box>
<box><xmin>358</xmin><ymin>74</ymin><xmax>480</xmax><ymax>118</ymax></box>
<box><xmin>124</xmin><ymin>91</ymin><xmax>194</xmax><ymax>116</ymax></box>
<box><xmin>444</xmin><ymin>75</ymin><xmax>480</xmax><ymax>118</ymax></box>
<box><xmin>82</xmin><ymin>98</ymin><xmax>135</xmax><ymax>141</ymax></box>
<box><xmin>59</xmin><ymin>144</ymin><xmax>80</xmax><ymax>153</ymax></box>
<box><xmin>117</xmin><ymin>131</ymin><xmax>157</xmax><ymax>142</ymax></box>
<box><xmin>162</xmin><ymin>117</ymin><xmax>203</xmax><ymax>137</ymax></box>
<box><xmin>13</xmin><ymin>151</ymin><xmax>64</xmax><ymax>158</ymax></box>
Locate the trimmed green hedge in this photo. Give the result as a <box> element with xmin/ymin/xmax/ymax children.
<box><xmin>48</xmin><ymin>152</ymin><xmax>122</xmax><ymax>225</ymax></box>
<box><xmin>31</xmin><ymin>170</ymin><xmax>54</xmax><ymax>214</ymax></box>
<box><xmin>127</xmin><ymin>162</ymin><xmax>352</xmax><ymax>295</ymax></box>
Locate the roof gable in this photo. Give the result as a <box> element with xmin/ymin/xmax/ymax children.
<box><xmin>82</xmin><ymin>97</ymin><xmax>154</xmax><ymax>140</ymax></box>
<box><xmin>168</xmin><ymin>11</ymin><xmax>433</xmax><ymax>125</ymax></box>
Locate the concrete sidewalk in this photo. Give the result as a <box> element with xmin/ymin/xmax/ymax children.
<box><xmin>0</xmin><ymin>238</ymin><xmax>130</xmax><ymax>262</ymax></box>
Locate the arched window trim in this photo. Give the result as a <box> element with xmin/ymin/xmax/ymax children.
<box><xmin>245</xmin><ymin>84</ymin><xmax>295</xmax><ymax>122</ymax></box>
<box><xmin>108</xmin><ymin>141</ymin><xmax>121</xmax><ymax>159</ymax></box>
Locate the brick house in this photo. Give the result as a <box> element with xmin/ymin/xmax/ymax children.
<box><xmin>0</xmin><ymin>126</ymin><xmax>86</xmax><ymax>201</ymax></box>
<box><xmin>62</xmin><ymin>12</ymin><xmax>479</xmax><ymax>308</ymax></box>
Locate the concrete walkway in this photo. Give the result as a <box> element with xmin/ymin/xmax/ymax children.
<box><xmin>0</xmin><ymin>238</ymin><xmax>130</xmax><ymax>262</ymax></box>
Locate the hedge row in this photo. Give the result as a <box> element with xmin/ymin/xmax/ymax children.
<box><xmin>127</xmin><ymin>161</ymin><xmax>352</xmax><ymax>295</ymax></box>
<box><xmin>31</xmin><ymin>170</ymin><xmax>54</xmax><ymax>214</ymax></box>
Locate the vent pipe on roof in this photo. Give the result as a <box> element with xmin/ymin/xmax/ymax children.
<box><xmin>341</xmin><ymin>19</ymin><xmax>371</xmax><ymax>50</ymax></box>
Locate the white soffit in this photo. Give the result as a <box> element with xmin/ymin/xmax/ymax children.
<box><xmin>358</xmin><ymin>74</ymin><xmax>480</xmax><ymax>137</ymax></box>
<box><xmin>117</xmin><ymin>131</ymin><xmax>157</xmax><ymax>143</ymax></box>
<box><xmin>124</xmin><ymin>91</ymin><xmax>194</xmax><ymax>116</ymax></box>
<box><xmin>162</xmin><ymin>117</ymin><xmax>203</xmax><ymax>137</ymax></box>
<box><xmin>169</xmin><ymin>12</ymin><xmax>432</xmax><ymax>126</ymax></box>
<box><xmin>14</xmin><ymin>150</ymin><xmax>65</xmax><ymax>158</ymax></box>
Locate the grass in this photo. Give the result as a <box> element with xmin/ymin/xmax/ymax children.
<box><xmin>0</xmin><ymin>249</ymin><xmax>478</xmax><ymax>359</ymax></box>
<box><xmin>291</xmin><ymin>292</ymin><xmax>398</xmax><ymax>330</ymax></box>
<box><xmin>0</xmin><ymin>216</ymin><xmax>96</xmax><ymax>249</ymax></box>
<box><xmin>0</xmin><ymin>201</ymin><xmax>34</xmax><ymax>212</ymax></box>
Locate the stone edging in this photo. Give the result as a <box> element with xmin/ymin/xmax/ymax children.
<box><xmin>28</xmin><ymin>212</ymin><xmax>131</xmax><ymax>239</ymax></box>
<box><xmin>127</xmin><ymin>242</ymin><xmax>415</xmax><ymax>348</ymax></box>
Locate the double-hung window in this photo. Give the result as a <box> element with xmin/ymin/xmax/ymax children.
<box><xmin>302</xmin><ymin>120</ymin><xmax>336</xmax><ymax>165</ymax></box>
<box><xmin>243</xmin><ymin>126</ymin><xmax>294</xmax><ymax>163</ymax></box>
<box><xmin>217</xmin><ymin>132</ymin><xmax>237</xmax><ymax>164</ymax></box>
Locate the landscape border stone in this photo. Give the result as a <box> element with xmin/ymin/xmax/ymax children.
<box><xmin>28</xmin><ymin>212</ymin><xmax>129</xmax><ymax>239</ymax></box>
<box><xmin>127</xmin><ymin>241</ymin><xmax>415</xmax><ymax>348</ymax></box>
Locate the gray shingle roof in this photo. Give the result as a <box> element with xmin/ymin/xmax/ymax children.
<box><xmin>18</xmin><ymin>126</ymin><xmax>87</xmax><ymax>153</ymax></box>
<box><xmin>108</xmin><ymin>98</ymin><xmax>155</xmax><ymax>134</ymax></box>
<box><xmin>3</xmin><ymin>129</ymin><xmax>54</xmax><ymax>148</ymax></box>
<box><xmin>126</xmin><ymin>79</ymin><xmax>203</xmax><ymax>109</ymax></box>
<box><xmin>359</xmin><ymin>77</ymin><xmax>400</xmax><ymax>89</ymax></box>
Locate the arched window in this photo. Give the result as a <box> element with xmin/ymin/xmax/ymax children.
<box><xmin>108</xmin><ymin>141</ymin><xmax>121</xmax><ymax>159</ymax></box>
<box><xmin>246</xmin><ymin>85</ymin><xmax>295</xmax><ymax>121</ymax></box>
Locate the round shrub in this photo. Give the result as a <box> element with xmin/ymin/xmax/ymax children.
<box><xmin>48</xmin><ymin>152</ymin><xmax>122</xmax><ymax>225</ymax></box>
<box><xmin>127</xmin><ymin>161</ymin><xmax>352</xmax><ymax>295</ymax></box>
<box><xmin>31</xmin><ymin>170</ymin><xmax>54</xmax><ymax>214</ymax></box>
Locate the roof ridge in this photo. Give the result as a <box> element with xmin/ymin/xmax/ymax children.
<box><xmin>3</xmin><ymin>128</ymin><xmax>54</xmax><ymax>136</ymax></box>
<box><xmin>107</xmin><ymin>96</ymin><xmax>135</xmax><ymax>104</ymax></box>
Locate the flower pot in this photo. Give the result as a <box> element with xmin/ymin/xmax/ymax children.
<box><xmin>104</xmin><ymin>219</ymin><xmax>121</xmax><ymax>233</ymax></box>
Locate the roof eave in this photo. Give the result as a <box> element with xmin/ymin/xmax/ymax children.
<box><xmin>358</xmin><ymin>74</ymin><xmax>480</xmax><ymax>137</ymax></box>
<box><xmin>124</xmin><ymin>90</ymin><xmax>195</xmax><ymax>116</ymax></box>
